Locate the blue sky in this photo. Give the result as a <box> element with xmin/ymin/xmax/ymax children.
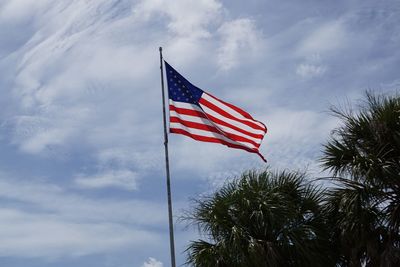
<box><xmin>0</xmin><ymin>0</ymin><xmax>399</xmax><ymax>266</ymax></box>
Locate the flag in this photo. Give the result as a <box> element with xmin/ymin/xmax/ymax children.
<box><xmin>164</xmin><ymin>61</ymin><xmax>267</xmax><ymax>162</ymax></box>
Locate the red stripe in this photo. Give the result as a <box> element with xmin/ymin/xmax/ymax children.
<box><xmin>170</xmin><ymin>116</ymin><xmax>260</xmax><ymax>148</ymax></box>
<box><xmin>170</xmin><ymin>116</ymin><xmax>221</xmax><ymax>134</ymax></box>
<box><xmin>204</xmin><ymin>93</ymin><xmax>267</xmax><ymax>132</ymax></box>
<box><xmin>206</xmin><ymin>93</ymin><xmax>254</xmax><ymax>119</ymax></box>
<box><xmin>204</xmin><ymin>112</ymin><xmax>265</xmax><ymax>140</ymax></box>
<box><xmin>169</xmin><ymin>104</ymin><xmax>207</xmax><ymax>118</ymax></box>
<box><xmin>170</xmin><ymin>103</ymin><xmax>264</xmax><ymax>140</ymax></box>
<box><xmin>170</xmin><ymin>128</ymin><xmax>259</xmax><ymax>154</ymax></box>
<box><xmin>199</xmin><ymin>97</ymin><xmax>266</xmax><ymax>131</ymax></box>
<box><xmin>171</xmin><ymin>128</ymin><xmax>266</xmax><ymax>162</ymax></box>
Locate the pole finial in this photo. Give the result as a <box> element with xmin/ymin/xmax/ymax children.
<box><xmin>159</xmin><ymin>47</ymin><xmax>162</xmax><ymax>52</ymax></box>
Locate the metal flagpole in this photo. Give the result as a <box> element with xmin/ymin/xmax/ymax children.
<box><xmin>159</xmin><ymin>47</ymin><xmax>176</xmax><ymax>267</ymax></box>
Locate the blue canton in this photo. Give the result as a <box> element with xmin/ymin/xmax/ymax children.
<box><xmin>165</xmin><ymin>61</ymin><xmax>203</xmax><ymax>105</ymax></box>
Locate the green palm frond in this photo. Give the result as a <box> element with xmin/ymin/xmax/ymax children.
<box><xmin>185</xmin><ymin>169</ymin><xmax>335</xmax><ymax>267</ymax></box>
<box><xmin>321</xmin><ymin>91</ymin><xmax>400</xmax><ymax>266</ymax></box>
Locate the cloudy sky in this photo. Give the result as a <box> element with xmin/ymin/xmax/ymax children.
<box><xmin>0</xmin><ymin>0</ymin><xmax>399</xmax><ymax>266</ymax></box>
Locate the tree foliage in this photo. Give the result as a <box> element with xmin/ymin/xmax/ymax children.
<box><xmin>185</xmin><ymin>170</ymin><xmax>334</xmax><ymax>267</ymax></box>
<box><xmin>321</xmin><ymin>92</ymin><xmax>400</xmax><ymax>266</ymax></box>
<box><xmin>185</xmin><ymin>91</ymin><xmax>400</xmax><ymax>266</ymax></box>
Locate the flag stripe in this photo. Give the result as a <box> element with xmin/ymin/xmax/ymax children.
<box><xmin>165</xmin><ymin>61</ymin><xmax>267</xmax><ymax>161</ymax></box>
<box><xmin>170</xmin><ymin>128</ymin><xmax>261</xmax><ymax>155</ymax></box>
<box><xmin>170</xmin><ymin>116</ymin><xmax>261</xmax><ymax>148</ymax></box>
<box><xmin>213</xmin><ymin>95</ymin><xmax>267</xmax><ymax>133</ymax></box>
<box><xmin>170</xmin><ymin>128</ymin><xmax>259</xmax><ymax>153</ymax></box>
<box><xmin>169</xmin><ymin>104</ymin><xmax>207</xmax><ymax>119</ymax></box>
<box><xmin>197</xmin><ymin>101</ymin><xmax>266</xmax><ymax>135</ymax></box>
<box><xmin>170</xmin><ymin>117</ymin><xmax>218</xmax><ymax>133</ymax></box>
<box><xmin>169</xmin><ymin>99</ymin><xmax>265</xmax><ymax>148</ymax></box>
<box><xmin>170</xmin><ymin>122</ymin><xmax>258</xmax><ymax>150</ymax></box>
<box><xmin>206</xmin><ymin>93</ymin><xmax>253</xmax><ymax>119</ymax></box>
<box><xmin>170</xmin><ymin>104</ymin><xmax>265</xmax><ymax>139</ymax></box>
<box><xmin>170</xmin><ymin>110</ymin><xmax>263</xmax><ymax>144</ymax></box>
<box><xmin>169</xmin><ymin>101</ymin><xmax>202</xmax><ymax>113</ymax></box>
<box><xmin>170</xmin><ymin>100</ymin><xmax>265</xmax><ymax>136</ymax></box>
<box><xmin>199</xmin><ymin>97</ymin><xmax>265</xmax><ymax>132</ymax></box>
<box><xmin>200</xmin><ymin>112</ymin><xmax>265</xmax><ymax>140</ymax></box>
<box><xmin>201</xmin><ymin>93</ymin><xmax>266</xmax><ymax>130</ymax></box>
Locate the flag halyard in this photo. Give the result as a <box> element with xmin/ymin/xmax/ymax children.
<box><xmin>164</xmin><ymin>61</ymin><xmax>267</xmax><ymax>162</ymax></box>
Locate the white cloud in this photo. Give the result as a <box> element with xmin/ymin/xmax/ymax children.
<box><xmin>0</xmin><ymin>176</ymin><xmax>167</xmax><ymax>226</ymax></box>
<box><xmin>75</xmin><ymin>169</ymin><xmax>138</xmax><ymax>190</ymax></box>
<box><xmin>295</xmin><ymin>53</ymin><xmax>327</xmax><ymax>78</ymax></box>
<box><xmin>1</xmin><ymin>1</ymin><xmax>167</xmax><ymax>188</ymax></box>
<box><xmin>134</xmin><ymin>0</ymin><xmax>223</xmax><ymax>65</ymax></box>
<box><xmin>264</xmin><ymin>109</ymin><xmax>334</xmax><ymax>144</ymax></box>
<box><xmin>217</xmin><ymin>18</ymin><xmax>264</xmax><ymax>70</ymax></box>
<box><xmin>1</xmin><ymin>0</ymin><xmax>259</xmax><ymax>196</ymax></box>
<box><xmin>11</xmin><ymin>107</ymin><xmax>91</xmax><ymax>154</ymax></box>
<box><xmin>96</xmin><ymin>148</ymin><xmax>160</xmax><ymax>172</ymax></box>
<box><xmin>2</xmin><ymin>0</ymin><xmax>229</xmax><ymax>183</ymax></box>
<box><xmin>296</xmin><ymin>63</ymin><xmax>326</xmax><ymax>78</ymax></box>
<box><xmin>259</xmin><ymin>108</ymin><xmax>339</xmax><ymax>172</ymax></box>
<box><xmin>169</xmin><ymin>135</ymin><xmax>262</xmax><ymax>178</ymax></box>
<box><xmin>0</xmin><ymin>208</ymin><xmax>159</xmax><ymax>258</ymax></box>
<box><xmin>0</xmin><ymin>172</ymin><xmax>176</xmax><ymax>259</ymax></box>
<box><xmin>298</xmin><ymin>20</ymin><xmax>347</xmax><ymax>55</ymax></box>
<box><xmin>134</xmin><ymin>0</ymin><xmax>222</xmax><ymax>37</ymax></box>
<box><xmin>0</xmin><ymin>0</ymin><xmax>52</xmax><ymax>23</ymax></box>
<box><xmin>142</xmin><ymin>257</ymin><xmax>163</xmax><ymax>267</ymax></box>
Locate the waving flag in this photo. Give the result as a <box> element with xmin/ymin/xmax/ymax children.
<box><xmin>164</xmin><ymin>61</ymin><xmax>267</xmax><ymax>162</ymax></box>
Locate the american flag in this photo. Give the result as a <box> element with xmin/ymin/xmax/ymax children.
<box><xmin>165</xmin><ymin>61</ymin><xmax>267</xmax><ymax>162</ymax></box>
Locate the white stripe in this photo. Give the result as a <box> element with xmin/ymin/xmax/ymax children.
<box><xmin>170</xmin><ymin>123</ymin><xmax>257</xmax><ymax>150</ymax></box>
<box><xmin>169</xmin><ymin>100</ymin><xmax>203</xmax><ymax>112</ymax></box>
<box><xmin>202</xmin><ymin>93</ymin><xmax>265</xmax><ymax>129</ymax></box>
<box><xmin>170</xmin><ymin>122</ymin><xmax>257</xmax><ymax>150</ymax></box>
<box><xmin>170</xmin><ymin>99</ymin><xmax>265</xmax><ymax>140</ymax></box>
<box><xmin>170</xmin><ymin>100</ymin><xmax>265</xmax><ymax>135</ymax></box>
<box><xmin>170</xmin><ymin>111</ymin><xmax>262</xmax><ymax>144</ymax></box>
<box><xmin>199</xmin><ymin>104</ymin><xmax>266</xmax><ymax>135</ymax></box>
<box><xmin>170</xmin><ymin>110</ymin><xmax>213</xmax><ymax>126</ymax></box>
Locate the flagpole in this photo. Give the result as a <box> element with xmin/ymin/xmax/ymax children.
<box><xmin>159</xmin><ymin>47</ymin><xmax>176</xmax><ymax>267</ymax></box>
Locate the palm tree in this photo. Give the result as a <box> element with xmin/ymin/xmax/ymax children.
<box><xmin>322</xmin><ymin>178</ymin><xmax>385</xmax><ymax>266</ymax></box>
<box><xmin>185</xmin><ymin>169</ymin><xmax>335</xmax><ymax>267</ymax></box>
<box><xmin>321</xmin><ymin>92</ymin><xmax>400</xmax><ymax>266</ymax></box>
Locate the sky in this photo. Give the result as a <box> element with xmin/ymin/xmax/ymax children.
<box><xmin>0</xmin><ymin>0</ymin><xmax>399</xmax><ymax>266</ymax></box>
